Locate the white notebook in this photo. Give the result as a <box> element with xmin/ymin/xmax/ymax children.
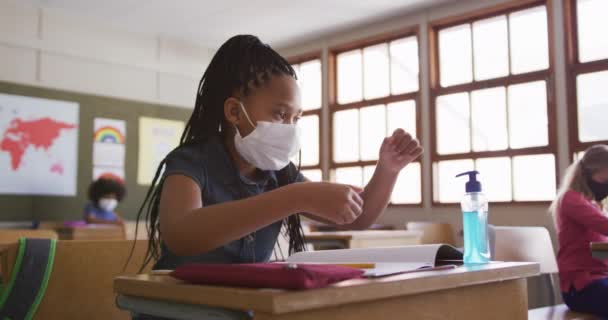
<box><xmin>287</xmin><ymin>244</ymin><xmax>463</xmax><ymax>277</ymax></box>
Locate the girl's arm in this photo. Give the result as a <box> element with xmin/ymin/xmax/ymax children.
<box><xmin>160</xmin><ymin>175</ymin><xmax>363</xmax><ymax>256</ymax></box>
<box><xmin>345</xmin><ymin>164</ymin><xmax>400</xmax><ymax>230</ymax></box>
<box><xmin>304</xmin><ymin>129</ymin><xmax>422</xmax><ymax>230</ymax></box>
<box><xmin>562</xmin><ymin>193</ymin><xmax>608</xmax><ymax>234</ymax></box>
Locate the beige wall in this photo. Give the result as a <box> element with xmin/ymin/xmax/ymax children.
<box><xmin>0</xmin><ymin>0</ymin><xmax>214</xmax><ymax>108</ymax></box>
<box><xmin>278</xmin><ymin>0</ymin><xmax>570</xmax><ymax>245</ymax></box>
<box><xmin>0</xmin><ymin>0</ymin><xmax>571</xmax><ymax>243</ymax></box>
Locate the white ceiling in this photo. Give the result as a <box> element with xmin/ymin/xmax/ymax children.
<box><xmin>24</xmin><ymin>0</ymin><xmax>451</xmax><ymax>50</ymax></box>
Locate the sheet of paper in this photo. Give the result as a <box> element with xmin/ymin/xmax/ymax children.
<box><xmin>137</xmin><ymin>117</ymin><xmax>184</xmax><ymax>185</ymax></box>
<box><xmin>363</xmin><ymin>263</ymin><xmax>458</xmax><ymax>277</ymax></box>
<box><xmin>288</xmin><ymin>244</ymin><xmax>446</xmax><ymax>265</ymax></box>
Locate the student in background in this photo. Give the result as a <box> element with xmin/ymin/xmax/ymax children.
<box><xmin>551</xmin><ymin>144</ymin><xmax>608</xmax><ymax>317</ymax></box>
<box><xmin>133</xmin><ymin>34</ymin><xmax>422</xmax><ymax>273</ymax></box>
<box><xmin>84</xmin><ymin>178</ymin><xmax>126</xmax><ymax>225</ymax></box>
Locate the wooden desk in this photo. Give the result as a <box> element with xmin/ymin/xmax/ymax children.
<box><xmin>114</xmin><ymin>262</ymin><xmax>539</xmax><ymax>320</ymax></box>
<box><xmin>1</xmin><ymin>240</ymin><xmax>151</xmax><ymax>319</ymax></box>
<box><xmin>304</xmin><ymin>230</ymin><xmax>422</xmax><ymax>250</ymax></box>
<box><xmin>55</xmin><ymin>224</ymin><xmax>125</xmax><ymax>240</ymax></box>
<box><xmin>0</xmin><ymin>243</ymin><xmax>10</xmax><ymax>282</ymax></box>
<box><xmin>591</xmin><ymin>242</ymin><xmax>608</xmax><ymax>260</ymax></box>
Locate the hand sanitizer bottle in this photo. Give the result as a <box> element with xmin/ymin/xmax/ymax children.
<box><xmin>456</xmin><ymin>171</ymin><xmax>490</xmax><ymax>265</ymax></box>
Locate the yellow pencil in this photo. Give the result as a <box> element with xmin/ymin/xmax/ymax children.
<box><xmin>334</xmin><ymin>263</ymin><xmax>375</xmax><ymax>269</ymax></box>
<box><xmin>150</xmin><ymin>269</ymin><xmax>173</xmax><ymax>275</ymax></box>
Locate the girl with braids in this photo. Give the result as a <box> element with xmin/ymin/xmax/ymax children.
<box><xmin>135</xmin><ymin>35</ymin><xmax>422</xmax><ymax>276</ymax></box>
<box><xmin>551</xmin><ymin>144</ymin><xmax>608</xmax><ymax>317</ymax></box>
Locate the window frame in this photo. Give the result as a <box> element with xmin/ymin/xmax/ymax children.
<box><xmin>328</xmin><ymin>28</ymin><xmax>424</xmax><ymax>207</ymax></box>
<box><xmin>288</xmin><ymin>52</ymin><xmax>324</xmax><ymax>176</ymax></box>
<box><xmin>428</xmin><ymin>0</ymin><xmax>559</xmax><ymax>206</ymax></box>
<box><xmin>564</xmin><ymin>0</ymin><xmax>608</xmax><ymax>156</ymax></box>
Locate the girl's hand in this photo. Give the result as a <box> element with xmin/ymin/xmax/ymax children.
<box><xmin>378</xmin><ymin>129</ymin><xmax>423</xmax><ymax>174</ymax></box>
<box><xmin>295</xmin><ymin>182</ymin><xmax>364</xmax><ymax>225</ymax></box>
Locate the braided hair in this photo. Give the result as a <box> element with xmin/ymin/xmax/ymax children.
<box><xmin>130</xmin><ymin>35</ymin><xmax>306</xmax><ymax>272</ymax></box>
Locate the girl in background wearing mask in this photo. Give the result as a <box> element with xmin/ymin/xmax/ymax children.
<box><xmin>551</xmin><ymin>144</ymin><xmax>608</xmax><ymax>317</ymax></box>
<box><xmin>84</xmin><ymin>178</ymin><xmax>126</xmax><ymax>225</ymax></box>
<box><xmin>134</xmin><ymin>35</ymin><xmax>422</xmax><ymax>272</ymax></box>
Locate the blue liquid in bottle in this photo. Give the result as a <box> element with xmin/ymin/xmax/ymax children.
<box><xmin>462</xmin><ymin>210</ymin><xmax>489</xmax><ymax>264</ymax></box>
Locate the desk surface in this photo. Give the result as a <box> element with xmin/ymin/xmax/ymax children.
<box><xmin>114</xmin><ymin>261</ymin><xmax>538</xmax><ymax>315</ymax></box>
<box><xmin>55</xmin><ymin>224</ymin><xmax>121</xmax><ymax>229</ymax></box>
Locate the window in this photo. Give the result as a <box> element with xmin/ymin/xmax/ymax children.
<box><xmin>291</xmin><ymin>57</ymin><xmax>323</xmax><ymax>181</ymax></box>
<box><xmin>431</xmin><ymin>3</ymin><xmax>556</xmax><ymax>203</ymax></box>
<box><xmin>329</xmin><ymin>32</ymin><xmax>422</xmax><ymax>205</ymax></box>
<box><xmin>566</xmin><ymin>0</ymin><xmax>608</xmax><ymax>155</ymax></box>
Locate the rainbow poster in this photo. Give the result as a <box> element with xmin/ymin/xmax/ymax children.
<box><xmin>94</xmin><ymin>126</ymin><xmax>125</xmax><ymax>144</ymax></box>
<box><xmin>92</xmin><ymin>118</ymin><xmax>126</xmax><ymax>176</ymax></box>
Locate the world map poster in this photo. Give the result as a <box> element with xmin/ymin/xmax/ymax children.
<box><xmin>0</xmin><ymin>93</ymin><xmax>79</xmax><ymax>195</ymax></box>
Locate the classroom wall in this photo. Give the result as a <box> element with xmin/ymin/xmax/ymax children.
<box><xmin>0</xmin><ymin>81</ymin><xmax>191</xmax><ymax>222</ymax></box>
<box><xmin>0</xmin><ymin>0</ymin><xmax>212</xmax><ymax>222</ymax></box>
<box><xmin>0</xmin><ymin>0</ymin><xmax>214</xmax><ymax>109</ymax></box>
<box><xmin>0</xmin><ymin>0</ymin><xmax>570</xmax><ymax>239</ymax></box>
<box><xmin>277</xmin><ymin>0</ymin><xmax>571</xmax><ymax>244</ymax></box>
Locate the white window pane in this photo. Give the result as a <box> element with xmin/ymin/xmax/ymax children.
<box><xmin>436</xmin><ymin>93</ymin><xmax>471</xmax><ymax>155</ymax></box>
<box><xmin>439</xmin><ymin>24</ymin><xmax>473</xmax><ymax>87</ymax></box>
<box><xmin>509</xmin><ymin>6</ymin><xmax>549</xmax><ymax>74</ymax></box>
<box><xmin>334</xmin><ymin>166</ymin><xmax>363</xmax><ymax>187</ymax></box>
<box><xmin>337</xmin><ymin>50</ymin><xmax>363</xmax><ymax>104</ymax></box>
<box><xmin>577</xmin><ymin>0</ymin><xmax>608</xmax><ymax>62</ymax></box>
<box><xmin>513</xmin><ymin>154</ymin><xmax>556</xmax><ymax>201</ymax></box>
<box><xmin>508</xmin><ymin>81</ymin><xmax>548</xmax><ymax>148</ymax></box>
<box><xmin>298</xmin><ymin>60</ymin><xmax>322</xmax><ymax>111</ymax></box>
<box><xmin>296</xmin><ymin>115</ymin><xmax>319</xmax><ymax>166</ymax></box>
<box><xmin>363</xmin><ymin>165</ymin><xmax>376</xmax><ymax>186</ymax></box>
<box><xmin>387</xmin><ymin>100</ymin><xmax>417</xmax><ymax>138</ymax></box>
<box><xmin>392</xmin><ymin>162</ymin><xmax>422</xmax><ymax>204</ymax></box>
<box><xmin>435</xmin><ymin>159</ymin><xmax>475</xmax><ymax>203</ymax></box>
<box><xmin>577</xmin><ymin>71</ymin><xmax>608</xmax><ymax>142</ymax></box>
<box><xmin>333</xmin><ymin>109</ymin><xmax>359</xmax><ymax>163</ymax></box>
<box><xmin>363</xmin><ymin>44</ymin><xmax>390</xmax><ymax>99</ymax></box>
<box><xmin>390</xmin><ymin>37</ymin><xmax>419</xmax><ymax>94</ymax></box>
<box><xmin>471</xmin><ymin>87</ymin><xmax>508</xmax><ymax>151</ymax></box>
<box><xmin>360</xmin><ymin>105</ymin><xmax>386</xmax><ymax>161</ymax></box>
<box><xmin>301</xmin><ymin>169</ymin><xmax>322</xmax><ymax>182</ymax></box>
<box><xmin>475</xmin><ymin>157</ymin><xmax>512</xmax><ymax>202</ymax></box>
<box><xmin>473</xmin><ymin>15</ymin><xmax>509</xmax><ymax>80</ymax></box>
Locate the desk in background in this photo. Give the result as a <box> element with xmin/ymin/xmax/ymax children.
<box><xmin>0</xmin><ymin>243</ymin><xmax>10</xmax><ymax>282</ymax></box>
<box><xmin>114</xmin><ymin>261</ymin><xmax>539</xmax><ymax>320</ymax></box>
<box><xmin>54</xmin><ymin>224</ymin><xmax>125</xmax><ymax>240</ymax></box>
<box><xmin>304</xmin><ymin>230</ymin><xmax>422</xmax><ymax>250</ymax></box>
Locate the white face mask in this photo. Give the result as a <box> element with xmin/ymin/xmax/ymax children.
<box><xmin>98</xmin><ymin>198</ymin><xmax>118</xmax><ymax>212</ymax></box>
<box><xmin>234</xmin><ymin>103</ymin><xmax>301</xmax><ymax>171</ymax></box>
